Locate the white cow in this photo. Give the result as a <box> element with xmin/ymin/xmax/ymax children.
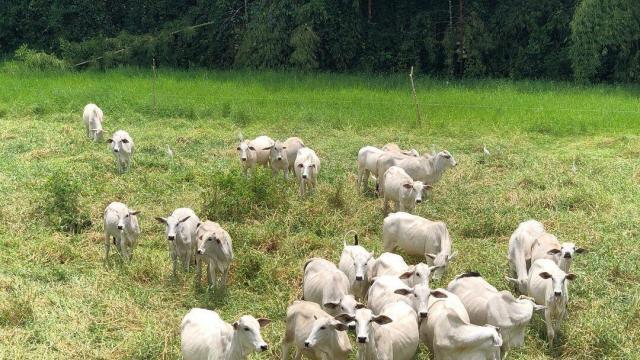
<box><xmin>507</xmin><ymin>220</ymin><xmax>546</xmax><ymax>294</ymax></box>
<box><xmin>265</xmin><ymin>137</ymin><xmax>305</xmax><ymax>180</ymax></box>
<box><xmin>369</xmin><ymin>253</ymin><xmax>438</xmax><ymax>288</ymax></box>
<box><xmin>367</xmin><ymin>275</ymin><xmax>447</xmax><ymax>320</ymax></box>
<box><xmin>294</xmin><ymin>147</ymin><xmax>321</xmax><ymax>197</ymax></box>
<box><xmin>181</xmin><ymin>308</ymin><xmax>270</xmax><ymax>360</ymax></box>
<box><xmin>335</xmin><ymin>302</ymin><xmax>419</xmax><ymax>360</ymax></box>
<box><xmin>338</xmin><ymin>233</ymin><xmax>374</xmax><ymax>301</ymax></box>
<box><xmin>237</xmin><ymin>135</ymin><xmax>275</xmax><ymax>176</ymax></box>
<box><xmin>382</xmin><ymin>166</ymin><xmax>429</xmax><ymax>215</ymax></box>
<box><xmin>303</xmin><ymin>258</ymin><xmax>361</xmax><ymax>317</ymax></box>
<box><xmin>527</xmin><ymin>259</ymin><xmax>577</xmax><ymax>347</ymax></box>
<box><xmin>155</xmin><ymin>208</ymin><xmax>200</xmax><ymax>276</ymax></box>
<box><xmin>282</xmin><ymin>300</ymin><xmax>352</xmax><ymax>360</ymax></box>
<box><xmin>531</xmin><ymin>233</ymin><xmax>587</xmax><ymax>273</ymax></box>
<box><xmin>82</xmin><ymin>103</ymin><xmax>104</xmax><ymax>142</ymax></box>
<box><xmin>195</xmin><ymin>220</ymin><xmax>233</xmax><ymax>289</ymax></box>
<box><xmin>382</xmin><ymin>212</ymin><xmax>457</xmax><ymax>280</ymax></box>
<box><xmin>107</xmin><ymin>130</ymin><xmax>134</xmax><ymax>173</ymax></box>
<box><xmin>356</xmin><ymin>145</ymin><xmax>419</xmax><ymax>192</ymax></box>
<box><xmin>376</xmin><ymin>150</ymin><xmax>457</xmax><ymax>197</ymax></box>
<box><xmin>447</xmin><ymin>272</ymin><xmax>544</xmax><ymax>355</ymax></box>
<box><xmin>103</xmin><ymin>202</ymin><xmax>140</xmax><ymax>264</ymax></box>
<box><xmin>422</xmin><ymin>289</ymin><xmax>502</xmax><ymax>360</ymax></box>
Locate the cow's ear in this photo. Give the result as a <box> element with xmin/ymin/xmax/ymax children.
<box><xmin>539</xmin><ymin>272</ymin><xmax>552</xmax><ymax>279</ymax></box>
<box><xmin>425</xmin><ymin>253</ymin><xmax>436</xmax><ymax>260</ymax></box>
<box><xmin>107</xmin><ymin>139</ymin><xmax>114</xmax><ymax>144</ymax></box>
<box><xmin>257</xmin><ymin>318</ymin><xmax>271</xmax><ymax>328</ymax></box>
<box><xmin>334</xmin><ymin>314</ymin><xmax>355</xmax><ymax>323</ymax></box>
<box><xmin>399</xmin><ymin>271</ymin><xmax>414</xmax><ymax>279</ymax></box>
<box><xmin>565</xmin><ymin>273</ymin><xmax>577</xmax><ymax>281</ymax></box>
<box><xmin>547</xmin><ymin>249</ymin><xmax>561</xmax><ymax>255</ymax></box>
<box><xmin>355</xmin><ymin>303</ymin><xmax>366</xmax><ymax>309</ymax></box>
<box><xmin>155</xmin><ymin>217</ymin><xmax>167</xmax><ymax>224</ymax></box>
<box><xmin>402</xmin><ymin>183</ymin><xmax>413</xmax><ymax>189</ymax></box>
<box><xmin>323</xmin><ymin>302</ymin><xmax>339</xmax><ymax>309</ymax></box>
<box><xmin>430</xmin><ymin>290</ymin><xmax>448</xmax><ymax>299</ymax></box>
<box><xmin>393</xmin><ymin>288</ymin><xmax>412</xmax><ymax>296</ymax></box>
<box><xmin>248</xmin><ymin>146</ymin><xmax>256</xmax><ymax>151</ymax></box>
<box><xmin>332</xmin><ymin>321</ymin><xmax>349</xmax><ymax>331</ymax></box>
<box><xmin>575</xmin><ymin>247</ymin><xmax>588</xmax><ymax>254</ymax></box>
<box><xmin>233</xmin><ymin>321</ymin><xmax>239</xmax><ymax>330</ymax></box>
<box><xmin>372</xmin><ymin>315</ymin><xmax>392</xmax><ymax>325</ymax></box>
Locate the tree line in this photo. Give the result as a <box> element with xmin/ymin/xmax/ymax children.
<box><xmin>1</xmin><ymin>0</ymin><xmax>638</xmax><ymax>82</ymax></box>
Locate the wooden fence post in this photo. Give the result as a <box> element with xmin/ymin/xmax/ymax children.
<box><xmin>152</xmin><ymin>58</ymin><xmax>158</xmax><ymax>115</ymax></box>
<box><xmin>409</xmin><ymin>66</ymin><xmax>423</xmax><ymax>126</ymax></box>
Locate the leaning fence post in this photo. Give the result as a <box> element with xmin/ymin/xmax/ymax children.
<box><xmin>152</xmin><ymin>58</ymin><xmax>158</xmax><ymax>115</ymax></box>
<box><xmin>409</xmin><ymin>66</ymin><xmax>423</xmax><ymax>126</ymax></box>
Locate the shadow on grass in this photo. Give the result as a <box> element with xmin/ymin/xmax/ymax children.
<box><xmin>194</xmin><ymin>285</ymin><xmax>229</xmax><ymax>309</ymax></box>
<box><xmin>529</xmin><ymin>312</ymin><xmax>567</xmax><ymax>358</ymax></box>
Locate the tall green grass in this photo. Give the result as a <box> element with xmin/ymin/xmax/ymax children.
<box><xmin>0</xmin><ymin>68</ymin><xmax>639</xmax><ymax>359</ymax></box>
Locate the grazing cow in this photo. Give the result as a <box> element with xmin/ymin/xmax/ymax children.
<box><xmin>531</xmin><ymin>233</ymin><xmax>587</xmax><ymax>273</ymax></box>
<box><xmin>383</xmin><ymin>212</ymin><xmax>457</xmax><ymax>280</ymax></box>
<box><xmin>181</xmin><ymin>308</ymin><xmax>270</xmax><ymax>360</ymax></box>
<box><xmin>447</xmin><ymin>272</ymin><xmax>544</xmax><ymax>355</ymax></box>
<box><xmin>382</xmin><ymin>166</ymin><xmax>430</xmax><ymax>215</ymax></box>
<box><xmin>282</xmin><ymin>301</ymin><xmax>352</xmax><ymax>360</ymax></box>
<box><xmin>195</xmin><ymin>220</ymin><xmax>233</xmax><ymax>289</ymax></box>
<box><xmin>527</xmin><ymin>259</ymin><xmax>577</xmax><ymax>347</ymax></box>
<box><xmin>237</xmin><ymin>135</ymin><xmax>275</xmax><ymax>176</ymax></box>
<box><xmin>155</xmin><ymin>208</ymin><xmax>200</xmax><ymax>276</ymax></box>
<box><xmin>369</xmin><ymin>253</ymin><xmax>438</xmax><ymax>288</ymax></box>
<box><xmin>265</xmin><ymin>137</ymin><xmax>305</xmax><ymax>180</ymax></box>
<box><xmin>107</xmin><ymin>130</ymin><xmax>134</xmax><ymax>173</ymax></box>
<box><xmin>357</xmin><ymin>145</ymin><xmax>419</xmax><ymax>192</ymax></box>
<box><xmin>335</xmin><ymin>302</ymin><xmax>420</xmax><ymax>360</ymax></box>
<box><xmin>82</xmin><ymin>103</ymin><xmax>104</xmax><ymax>142</ymax></box>
<box><xmin>103</xmin><ymin>202</ymin><xmax>140</xmax><ymax>264</ymax></box>
<box><xmin>338</xmin><ymin>233</ymin><xmax>374</xmax><ymax>301</ymax></box>
<box><xmin>294</xmin><ymin>147</ymin><xmax>321</xmax><ymax>197</ymax></box>
<box><xmin>367</xmin><ymin>275</ymin><xmax>447</xmax><ymax>320</ymax></box>
<box><xmin>303</xmin><ymin>258</ymin><xmax>361</xmax><ymax>317</ymax></box>
<box><xmin>376</xmin><ymin>150</ymin><xmax>457</xmax><ymax>197</ymax></box>
<box><xmin>422</xmin><ymin>289</ymin><xmax>502</xmax><ymax>360</ymax></box>
<box><xmin>507</xmin><ymin>220</ymin><xmax>546</xmax><ymax>294</ymax></box>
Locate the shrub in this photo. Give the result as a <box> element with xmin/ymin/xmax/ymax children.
<box><xmin>200</xmin><ymin>169</ymin><xmax>289</xmax><ymax>223</ymax></box>
<box><xmin>39</xmin><ymin>169</ymin><xmax>92</xmax><ymax>234</ymax></box>
<box><xmin>14</xmin><ymin>45</ymin><xmax>69</xmax><ymax>72</ymax></box>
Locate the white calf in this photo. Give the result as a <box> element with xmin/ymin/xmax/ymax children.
<box><xmin>382</xmin><ymin>166</ymin><xmax>429</xmax><ymax>215</ymax></box>
<box><xmin>303</xmin><ymin>258</ymin><xmax>361</xmax><ymax>317</ymax></box>
<box><xmin>181</xmin><ymin>308</ymin><xmax>270</xmax><ymax>360</ymax></box>
<box><xmin>527</xmin><ymin>259</ymin><xmax>577</xmax><ymax>347</ymax></box>
<box><xmin>195</xmin><ymin>220</ymin><xmax>233</xmax><ymax>289</ymax></box>
<box><xmin>237</xmin><ymin>135</ymin><xmax>275</xmax><ymax>176</ymax></box>
<box><xmin>107</xmin><ymin>130</ymin><xmax>134</xmax><ymax>173</ymax></box>
<box><xmin>282</xmin><ymin>301</ymin><xmax>351</xmax><ymax>360</ymax></box>
<box><xmin>447</xmin><ymin>272</ymin><xmax>544</xmax><ymax>354</ymax></box>
<box><xmin>335</xmin><ymin>302</ymin><xmax>419</xmax><ymax>360</ymax></box>
<box><xmin>155</xmin><ymin>208</ymin><xmax>200</xmax><ymax>276</ymax></box>
<box><xmin>338</xmin><ymin>233</ymin><xmax>374</xmax><ymax>301</ymax></box>
<box><xmin>266</xmin><ymin>137</ymin><xmax>305</xmax><ymax>180</ymax></box>
<box><xmin>294</xmin><ymin>147</ymin><xmax>321</xmax><ymax>197</ymax></box>
<box><xmin>103</xmin><ymin>202</ymin><xmax>140</xmax><ymax>263</ymax></box>
<box><xmin>531</xmin><ymin>233</ymin><xmax>587</xmax><ymax>273</ymax></box>
<box><xmin>383</xmin><ymin>212</ymin><xmax>457</xmax><ymax>280</ymax></box>
<box><xmin>507</xmin><ymin>219</ymin><xmax>546</xmax><ymax>294</ymax></box>
<box><xmin>82</xmin><ymin>103</ymin><xmax>104</xmax><ymax>142</ymax></box>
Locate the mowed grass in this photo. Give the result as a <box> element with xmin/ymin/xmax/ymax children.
<box><xmin>0</xmin><ymin>68</ymin><xmax>639</xmax><ymax>359</ymax></box>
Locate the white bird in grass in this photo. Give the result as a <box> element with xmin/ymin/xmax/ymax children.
<box><xmin>483</xmin><ymin>143</ymin><xmax>490</xmax><ymax>157</ymax></box>
<box><xmin>166</xmin><ymin>145</ymin><xmax>174</xmax><ymax>160</ymax></box>
<box><xmin>571</xmin><ymin>159</ymin><xmax>577</xmax><ymax>175</ymax></box>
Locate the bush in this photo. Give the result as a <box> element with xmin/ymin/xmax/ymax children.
<box><xmin>200</xmin><ymin>169</ymin><xmax>290</xmax><ymax>223</ymax></box>
<box><xmin>13</xmin><ymin>45</ymin><xmax>69</xmax><ymax>72</ymax></box>
<box><xmin>39</xmin><ymin>170</ymin><xmax>92</xmax><ymax>234</ymax></box>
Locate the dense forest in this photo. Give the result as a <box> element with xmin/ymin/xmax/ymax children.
<box><xmin>1</xmin><ymin>0</ymin><xmax>638</xmax><ymax>82</ymax></box>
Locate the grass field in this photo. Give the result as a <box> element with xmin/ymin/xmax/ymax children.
<box><xmin>0</xmin><ymin>67</ymin><xmax>639</xmax><ymax>359</ymax></box>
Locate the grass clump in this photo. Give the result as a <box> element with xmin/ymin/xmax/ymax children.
<box><xmin>200</xmin><ymin>169</ymin><xmax>289</xmax><ymax>223</ymax></box>
<box><xmin>38</xmin><ymin>169</ymin><xmax>92</xmax><ymax>234</ymax></box>
<box><xmin>13</xmin><ymin>45</ymin><xmax>70</xmax><ymax>72</ymax></box>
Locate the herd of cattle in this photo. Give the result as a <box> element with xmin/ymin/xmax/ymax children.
<box><xmin>83</xmin><ymin>103</ymin><xmax>587</xmax><ymax>359</ymax></box>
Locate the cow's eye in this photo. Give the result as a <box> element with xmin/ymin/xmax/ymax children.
<box><xmin>416</xmin><ymin>273</ymin><xmax>421</xmax><ymax>277</ymax></box>
<box><xmin>244</xmin><ymin>327</ymin><xmax>250</xmax><ymax>331</ymax></box>
<box><xmin>207</xmin><ymin>237</ymin><xmax>213</xmax><ymax>241</ymax></box>
<box><xmin>320</xmin><ymin>326</ymin><xmax>326</xmax><ymax>330</ymax></box>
